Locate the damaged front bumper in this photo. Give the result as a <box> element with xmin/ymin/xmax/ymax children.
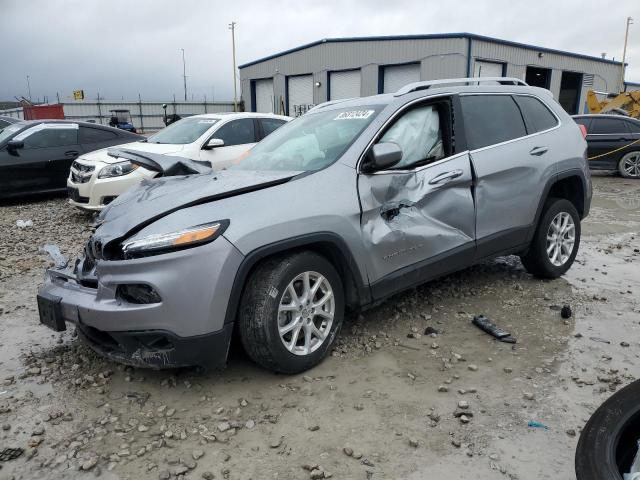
<box><xmin>36</xmin><ymin>236</ymin><xmax>243</xmax><ymax>369</ymax></box>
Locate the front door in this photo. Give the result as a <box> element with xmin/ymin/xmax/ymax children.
<box><xmin>199</xmin><ymin>118</ymin><xmax>257</xmax><ymax>169</ymax></box>
<box><xmin>357</xmin><ymin>96</ymin><xmax>476</xmax><ymax>300</ymax></box>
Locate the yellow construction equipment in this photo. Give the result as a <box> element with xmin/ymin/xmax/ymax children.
<box><xmin>586</xmin><ymin>90</ymin><xmax>640</xmax><ymax>118</ymax></box>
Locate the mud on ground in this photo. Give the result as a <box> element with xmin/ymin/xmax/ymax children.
<box><xmin>0</xmin><ymin>173</ymin><xmax>639</xmax><ymax>480</ymax></box>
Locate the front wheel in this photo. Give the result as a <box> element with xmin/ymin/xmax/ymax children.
<box><xmin>238</xmin><ymin>251</ymin><xmax>344</xmax><ymax>374</ymax></box>
<box><xmin>618</xmin><ymin>151</ymin><xmax>640</xmax><ymax>179</ymax></box>
<box><xmin>520</xmin><ymin>198</ymin><xmax>581</xmax><ymax>278</ymax></box>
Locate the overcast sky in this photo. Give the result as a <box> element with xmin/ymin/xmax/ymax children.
<box><xmin>2</xmin><ymin>0</ymin><xmax>638</xmax><ymax>103</ymax></box>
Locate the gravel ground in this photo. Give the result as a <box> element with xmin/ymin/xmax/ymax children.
<box><xmin>0</xmin><ymin>174</ymin><xmax>639</xmax><ymax>480</ymax></box>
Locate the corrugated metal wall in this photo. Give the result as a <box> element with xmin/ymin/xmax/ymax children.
<box><xmin>0</xmin><ymin>101</ymin><xmax>236</xmax><ymax>131</ymax></box>
<box><xmin>240</xmin><ymin>36</ymin><xmax>622</xmax><ymax>115</ymax></box>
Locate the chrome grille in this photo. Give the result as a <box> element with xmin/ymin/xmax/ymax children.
<box><xmin>70</xmin><ymin>161</ymin><xmax>95</xmax><ymax>184</ymax></box>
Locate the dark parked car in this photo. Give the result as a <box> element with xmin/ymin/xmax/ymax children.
<box><xmin>0</xmin><ymin>115</ymin><xmax>20</xmax><ymax>129</ymax></box>
<box><xmin>0</xmin><ymin>120</ymin><xmax>142</xmax><ymax>199</ymax></box>
<box><xmin>573</xmin><ymin>114</ymin><xmax>640</xmax><ymax>178</ymax></box>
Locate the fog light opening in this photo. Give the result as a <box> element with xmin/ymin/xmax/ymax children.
<box><xmin>116</xmin><ymin>284</ymin><xmax>161</xmax><ymax>304</ymax></box>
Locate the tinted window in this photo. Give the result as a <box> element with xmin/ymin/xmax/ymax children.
<box><xmin>259</xmin><ymin>118</ymin><xmax>286</xmax><ymax>139</ymax></box>
<box><xmin>573</xmin><ymin>117</ymin><xmax>591</xmax><ymax>131</ymax></box>
<box><xmin>22</xmin><ymin>127</ymin><xmax>78</xmax><ymax>149</ymax></box>
<box><xmin>147</xmin><ymin>117</ymin><xmax>218</xmax><ymax>144</ymax></box>
<box><xmin>460</xmin><ymin>95</ymin><xmax>527</xmax><ymax>149</ymax></box>
<box><xmin>0</xmin><ymin>119</ymin><xmax>12</xmax><ymax>129</ymax></box>
<box><xmin>214</xmin><ymin>119</ymin><xmax>256</xmax><ymax>146</ymax></box>
<box><xmin>80</xmin><ymin>127</ymin><xmax>119</xmax><ymax>144</ymax></box>
<box><xmin>591</xmin><ymin>118</ymin><xmax>629</xmax><ymax>134</ymax></box>
<box><xmin>626</xmin><ymin>120</ymin><xmax>640</xmax><ymax>133</ymax></box>
<box><xmin>514</xmin><ymin>95</ymin><xmax>558</xmax><ymax>133</ymax></box>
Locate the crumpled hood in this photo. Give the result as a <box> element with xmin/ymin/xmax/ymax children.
<box><xmin>93</xmin><ymin>169</ymin><xmax>300</xmax><ymax>248</ymax></box>
<box><xmin>80</xmin><ymin>142</ymin><xmax>186</xmax><ymax>164</ymax></box>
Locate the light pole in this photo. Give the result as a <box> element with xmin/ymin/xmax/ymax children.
<box><xmin>229</xmin><ymin>21</ymin><xmax>238</xmax><ymax>112</ymax></box>
<box><xmin>620</xmin><ymin>16</ymin><xmax>633</xmax><ymax>92</ymax></box>
<box><xmin>26</xmin><ymin>75</ymin><xmax>32</xmax><ymax>102</ymax></box>
<box><xmin>181</xmin><ymin>48</ymin><xmax>188</xmax><ymax>101</ymax></box>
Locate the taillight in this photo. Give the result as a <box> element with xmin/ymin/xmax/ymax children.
<box><xmin>578</xmin><ymin>124</ymin><xmax>588</xmax><ymax>139</ymax></box>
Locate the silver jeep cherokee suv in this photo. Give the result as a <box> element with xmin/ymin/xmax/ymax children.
<box><xmin>37</xmin><ymin>77</ymin><xmax>591</xmax><ymax>373</ymax></box>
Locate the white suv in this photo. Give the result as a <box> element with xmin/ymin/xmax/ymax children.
<box><xmin>67</xmin><ymin>112</ymin><xmax>290</xmax><ymax>211</ymax></box>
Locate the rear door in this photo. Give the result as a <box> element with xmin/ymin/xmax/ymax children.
<box><xmin>358</xmin><ymin>96</ymin><xmax>476</xmax><ymax>299</ymax></box>
<box><xmin>461</xmin><ymin>94</ymin><xmax>560</xmax><ymax>259</ymax></box>
<box><xmin>2</xmin><ymin>123</ymin><xmax>81</xmax><ymax>193</ymax></box>
<box><xmin>586</xmin><ymin>117</ymin><xmax>632</xmax><ymax>169</ymax></box>
<box><xmin>199</xmin><ymin>118</ymin><xmax>257</xmax><ymax>169</ymax></box>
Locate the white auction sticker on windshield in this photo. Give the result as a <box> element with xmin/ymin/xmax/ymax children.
<box><xmin>198</xmin><ymin>120</ymin><xmax>217</xmax><ymax>124</ymax></box>
<box><xmin>334</xmin><ymin>110</ymin><xmax>374</xmax><ymax>120</ymax></box>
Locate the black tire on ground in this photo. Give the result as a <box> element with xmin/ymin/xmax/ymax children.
<box><xmin>618</xmin><ymin>151</ymin><xmax>640</xmax><ymax>179</ymax></box>
<box><xmin>238</xmin><ymin>251</ymin><xmax>344</xmax><ymax>374</ymax></box>
<box><xmin>576</xmin><ymin>380</ymin><xmax>640</xmax><ymax>480</ymax></box>
<box><xmin>520</xmin><ymin>197</ymin><xmax>581</xmax><ymax>278</ymax></box>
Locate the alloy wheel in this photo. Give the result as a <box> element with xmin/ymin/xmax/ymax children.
<box><xmin>277</xmin><ymin>271</ymin><xmax>335</xmax><ymax>356</ymax></box>
<box><xmin>622</xmin><ymin>152</ymin><xmax>640</xmax><ymax>178</ymax></box>
<box><xmin>546</xmin><ymin>212</ymin><xmax>576</xmax><ymax>266</ymax></box>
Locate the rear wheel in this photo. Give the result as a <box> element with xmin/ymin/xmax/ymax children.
<box><xmin>238</xmin><ymin>251</ymin><xmax>344</xmax><ymax>374</ymax></box>
<box><xmin>520</xmin><ymin>198</ymin><xmax>581</xmax><ymax>278</ymax></box>
<box><xmin>618</xmin><ymin>151</ymin><xmax>640</xmax><ymax>179</ymax></box>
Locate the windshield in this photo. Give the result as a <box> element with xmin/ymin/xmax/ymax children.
<box><xmin>0</xmin><ymin>123</ymin><xmax>24</xmax><ymax>145</ymax></box>
<box><xmin>230</xmin><ymin>106</ymin><xmax>383</xmax><ymax>172</ymax></box>
<box><xmin>147</xmin><ymin>117</ymin><xmax>219</xmax><ymax>144</ymax></box>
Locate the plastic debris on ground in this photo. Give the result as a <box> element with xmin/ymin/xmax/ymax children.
<box><xmin>15</xmin><ymin>219</ymin><xmax>33</xmax><ymax>228</ymax></box>
<box><xmin>561</xmin><ymin>304</ymin><xmax>572</xmax><ymax>319</ymax></box>
<box><xmin>39</xmin><ymin>244</ymin><xmax>68</xmax><ymax>269</ymax></box>
<box><xmin>472</xmin><ymin>315</ymin><xmax>516</xmax><ymax>343</ymax></box>
<box><xmin>527</xmin><ymin>421</ymin><xmax>549</xmax><ymax>430</ymax></box>
<box><xmin>624</xmin><ymin>440</ymin><xmax>640</xmax><ymax>480</ymax></box>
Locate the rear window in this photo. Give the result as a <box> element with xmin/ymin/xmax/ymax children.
<box><xmin>80</xmin><ymin>127</ymin><xmax>119</xmax><ymax>144</ymax></box>
<box><xmin>573</xmin><ymin>117</ymin><xmax>591</xmax><ymax>131</ymax></box>
<box><xmin>626</xmin><ymin>120</ymin><xmax>640</xmax><ymax>133</ymax></box>
<box><xmin>460</xmin><ymin>95</ymin><xmax>527</xmax><ymax>149</ymax></box>
<box><xmin>514</xmin><ymin>95</ymin><xmax>558</xmax><ymax>133</ymax></box>
<box><xmin>590</xmin><ymin>118</ymin><xmax>629</xmax><ymax>134</ymax></box>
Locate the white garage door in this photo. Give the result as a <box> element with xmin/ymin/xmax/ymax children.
<box><xmin>329</xmin><ymin>70</ymin><xmax>361</xmax><ymax>100</ymax></box>
<box><xmin>254</xmin><ymin>78</ymin><xmax>273</xmax><ymax>113</ymax></box>
<box><xmin>254</xmin><ymin>78</ymin><xmax>274</xmax><ymax>113</ymax></box>
<box><xmin>288</xmin><ymin>75</ymin><xmax>314</xmax><ymax>116</ymax></box>
<box><xmin>473</xmin><ymin>61</ymin><xmax>504</xmax><ymax>78</ymax></box>
<box><xmin>383</xmin><ymin>63</ymin><xmax>420</xmax><ymax>94</ymax></box>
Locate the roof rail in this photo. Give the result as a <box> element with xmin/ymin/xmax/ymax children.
<box><xmin>306</xmin><ymin>98</ymin><xmax>355</xmax><ymax>114</ymax></box>
<box><xmin>395</xmin><ymin>77</ymin><xmax>528</xmax><ymax>96</ymax></box>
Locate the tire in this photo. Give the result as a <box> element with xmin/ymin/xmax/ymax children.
<box><xmin>576</xmin><ymin>380</ymin><xmax>640</xmax><ymax>480</ymax></box>
<box><xmin>238</xmin><ymin>251</ymin><xmax>344</xmax><ymax>374</ymax></box>
<box><xmin>618</xmin><ymin>151</ymin><xmax>640</xmax><ymax>179</ymax></box>
<box><xmin>520</xmin><ymin>197</ymin><xmax>581</xmax><ymax>278</ymax></box>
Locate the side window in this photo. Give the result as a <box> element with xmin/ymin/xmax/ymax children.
<box><xmin>460</xmin><ymin>95</ymin><xmax>527</xmax><ymax>149</ymax></box>
<box><xmin>625</xmin><ymin>120</ymin><xmax>640</xmax><ymax>134</ymax></box>
<box><xmin>259</xmin><ymin>118</ymin><xmax>286</xmax><ymax>139</ymax></box>
<box><xmin>79</xmin><ymin>127</ymin><xmax>118</xmax><ymax>144</ymax></box>
<box><xmin>591</xmin><ymin>118</ymin><xmax>629</xmax><ymax>134</ymax></box>
<box><xmin>378</xmin><ymin>102</ymin><xmax>449</xmax><ymax>169</ymax></box>
<box><xmin>514</xmin><ymin>95</ymin><xmax>558</xmax><ymax>133</ymax></box>
<box><xmin>22</xmin><ymin>127</ymin><xmax>78</xmax><ymax>149</ymax></box>
<box><xmin>213</xmin><ymin>119</ymin><xmax>256</xmax><ymax>147</ymax></box>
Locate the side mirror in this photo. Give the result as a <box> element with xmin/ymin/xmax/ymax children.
<box><xmin>203</xmin><ymin>138</ymin><xmax>224</xmax><ymax>150</ymax></box>
<box><xmin>7</xmin><ymin>139</ymin><xmax>24</xmax><ymax>151</ymax></box>
<box><xmin>365</xmin><ymin>142</ymin><xmax>403</xmax><ymax>172</ymax></box>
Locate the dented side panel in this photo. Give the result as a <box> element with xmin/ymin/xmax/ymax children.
<box><xmin>358</xmin><ymin>153</ymin><xmax>476</xmax><ymax>283</ymax></box>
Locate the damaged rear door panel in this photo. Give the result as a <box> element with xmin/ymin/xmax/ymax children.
<box><xmin>357</xmin><ymin>95</ymin><xmax>476</xmax><ymax>299</ymax></box>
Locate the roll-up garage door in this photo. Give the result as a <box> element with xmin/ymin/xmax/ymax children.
<box><xmin>254</xmin><ymin>78</ymin><xmax>274</xmax><ymax>113</ymax></box>
<box><xmin>383</xmin><ymin>63</ymin><xmax>420</xmax><ymax>94</ymax></box>
<box><xmin>473</xmin><ymin>60</ymin><xmax>504</xmax><ymax>78</ymax></box>
<box><xmin>329</xmin><ymin>70</ymin><xmax>361</xmax><ymax>100</ymax></box>
<box><xmin>287</xmin><ymin>75</ymin><xmax>314</xmax><ymax>116</ymax></box>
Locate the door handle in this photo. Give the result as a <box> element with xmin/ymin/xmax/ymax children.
<box><xmin>529</xmin><ymin>146</ymin><xmax>548</xmax><ymax>156</ymax></box>
<box><xmin>428</xmin><ymin>169</ymin><xmax>463</xmax><ymax>185</ymax></box>
<box><xmin>64</xmin><ymin>150</ymin><xmax>79</xmax><ymax>157</ymax></box>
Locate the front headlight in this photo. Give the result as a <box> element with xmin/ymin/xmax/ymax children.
<box><xmin>98</xmin><ymin>161</ymin><xmax>138</xmax><ymax>179</ymax></box>
<box><xmin>121</xmin><ymin>221</ymin><xmax>228</xmax><ymax>258</ymax></box>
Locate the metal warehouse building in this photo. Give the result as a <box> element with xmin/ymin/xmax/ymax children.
<box><xmin>239</xmin><ymin>32</ymin><xmax>623</xmax><ymax>117</ymax></box>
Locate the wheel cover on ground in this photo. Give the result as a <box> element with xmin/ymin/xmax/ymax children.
<box><xmin>546</xmin><ymin>212</ymin><xmax>576</xmax><ymax>266</ymax></box>
<box><xmin>277</xmin><ymin>271</ymin><xmax>335</xmax><ymax>356</ymax></box>
<box><xmin>622</xmin><ymin>152</ymin><xmax>640</xmax><ymax>178</ymax></box>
